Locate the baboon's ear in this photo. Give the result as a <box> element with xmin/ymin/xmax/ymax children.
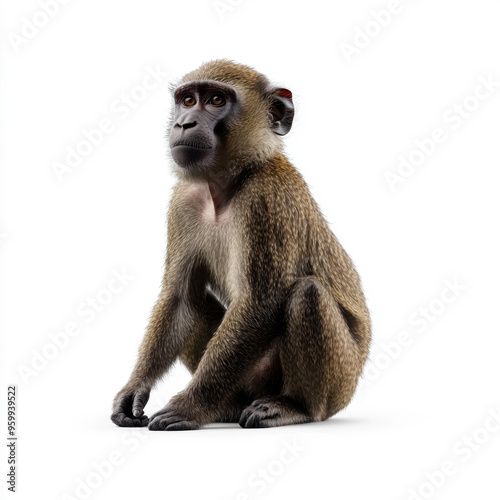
<box><xmin>269</xmin><ymin>88</ymin><xmax>294</xmax><ymax>136</ymax></box>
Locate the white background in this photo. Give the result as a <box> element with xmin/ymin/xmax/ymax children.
<box><xmin>1</xmin><ymin>1</ymin><xmax>500</xmax><ymax>499</ymax></box>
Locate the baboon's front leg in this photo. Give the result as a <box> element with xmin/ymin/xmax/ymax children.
<box><xmin>148</xmin><ymin>298</ymin><xmax>279</xmax><ymax>430</ymax></box>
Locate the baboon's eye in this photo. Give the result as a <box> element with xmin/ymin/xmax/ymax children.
<box><xmin>183</xmin><ymin>95</ymin><xmax>196</xmax><ymax>106</ymax></box>
<box><xmin>208</xmin><ymin>94</ymin><xmax>225</xmax><ymax>106</ymax></box>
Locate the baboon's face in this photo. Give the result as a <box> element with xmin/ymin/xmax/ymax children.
<box><xmin>169</xmin><ymin>80</ymin><xmax>238</xmax><ymax>171</ymax></box>
<box><xmin>169</xmin><ymin>68</ymin><xmax>294</xmax><ymax>174</ymax></box>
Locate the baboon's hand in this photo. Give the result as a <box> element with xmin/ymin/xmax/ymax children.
<box><xmin>111</xmin><ymin>387</ymin><xmax>150</xmax><ymax>427</ymax></box>
<box><xmin>148</xmin><ymin>392</ymin><xmax>201</xmax><ymax>431</ymax></box>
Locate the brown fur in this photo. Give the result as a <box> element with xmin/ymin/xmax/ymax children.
<box><xmin>111</xmin><ymin>60</ymin><xmax>371</xmax><ymax>430</ymax></box>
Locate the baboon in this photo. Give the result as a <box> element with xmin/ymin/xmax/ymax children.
<box><xmin>111</xmin><ymin>60</ymin><xmax>371</xmax><ymax>430</ymax></box>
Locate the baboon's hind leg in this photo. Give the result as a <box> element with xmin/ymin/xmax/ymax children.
<box><xmin>240</xmin><ymin>277</ymin><xmax>362</xmax><ymax>428</ymax></box>
<box><xmin>179</xmin><ymin>290</ymin><xmax>226</xmax><ymax>373</ymax></box>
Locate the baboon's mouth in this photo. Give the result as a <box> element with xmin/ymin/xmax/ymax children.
<box><xmin>172</xmin><ymin>140</ymin><xmax>212</xmax><ymax>150</ymax></box>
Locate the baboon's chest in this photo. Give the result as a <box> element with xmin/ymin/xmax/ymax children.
<box><xmin>179</xmin><ymin>183</ymin><xmax>243</xmax><ymax>301</ymax></box>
